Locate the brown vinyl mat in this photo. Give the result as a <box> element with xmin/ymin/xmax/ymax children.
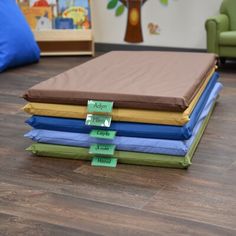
<box><xmin>23</xmin><ymin>51</ymin><xmax>216</xmax><ymax>111</ymax></box>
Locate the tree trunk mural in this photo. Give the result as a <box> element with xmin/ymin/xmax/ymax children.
<box><xmin>124</xmin><ymin>0</ymin><xmax>143</xmax><ymax>43</ymax></box>
<box><xmin>107</xmin><ymin>0</ymin><xmax>168</xmax><ymax>43</ymax></box>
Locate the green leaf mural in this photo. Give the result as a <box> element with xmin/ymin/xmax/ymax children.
<box><xmin>116</xmin><ymin>4</ymin><xmax>125</xmax><ymax>16</ymax></box>
<box><xmin>160</xmin><ymin>0</ymin><xmax>169</xmax><ymax>5</ymax></box>
<box><xmin>107</xmin><ymin>0</ymin><xmax>118</xmax><ymax>9</ymax></box>
<box><xmin>107</xmin><ymin>0</ymin><xmax>170</xmax><ymax>43</ymax></box>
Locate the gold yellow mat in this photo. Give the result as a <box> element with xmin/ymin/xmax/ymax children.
<box><xmin>23</xmin><ymin>68</ymin><xmax>215</xmax><ymax>126</ymax></box>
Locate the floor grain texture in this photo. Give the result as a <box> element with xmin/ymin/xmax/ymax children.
<box><xmin>0</xmin><ymin>55</ymin><xmax>235</xmax><ymax>236</ymax></box>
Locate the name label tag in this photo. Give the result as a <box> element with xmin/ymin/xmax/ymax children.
<box><xmin>92</xmin><ymin>157</ymin><xmax>117</xmax><ymax>168</ymax></box>
<box><xmin>90</xmin><ymin>130</ymin><xmax>116</xmax><ymax>140</ymax></box>
<box><xmin>89</xmin><ymin>144</ymin><xmax>116</xmax><ymax>156</ymax></box>
<box><xmin>85</xmin><ymin>114</ymin><xmax>112</xmax><ymax>127</ymax></box>
<box><xmin>87</xmin><ymin>100</ymin><xmax>113</xmax><ymax>113</ymax></box>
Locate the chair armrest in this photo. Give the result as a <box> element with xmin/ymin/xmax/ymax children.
<box><xmin>205</xmin><ymin>14</ymin><xmax>229</xmax><ymax>32</ymax></box>
<box><xmin>205</xmin><ymin>14</ymin><xmax>229</xmax><ymax>54</ymax></box>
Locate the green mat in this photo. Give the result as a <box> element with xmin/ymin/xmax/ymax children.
<box><xmin>26</xmin><ymin>104</ymin><xmax>215</xmax><ymax>169</ymax></box>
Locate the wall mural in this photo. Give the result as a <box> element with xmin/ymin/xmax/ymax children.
<box><xmin>107</xmin><ymin>0</ymin><xmax>169</xmax><ymax>43</ymax></box>
<box><xmin>148</xmin><ymin>22</ymin><xmax>160</xmax><ymax>35</ymax></box>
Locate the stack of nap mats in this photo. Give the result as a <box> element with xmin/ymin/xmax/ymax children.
<box><xmin>23</xmin><ymin>51</ymin><xmax>222</xmax><ymax>168</ymax></box>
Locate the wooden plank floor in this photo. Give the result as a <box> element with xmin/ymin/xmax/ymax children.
<box><xmin>0</xmin><ymin>55</ymin><xmax>236</xmax><ymax>236</ymax></box>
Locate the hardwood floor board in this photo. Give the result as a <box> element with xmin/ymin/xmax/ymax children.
<box><xmin>0</xmin><ymin>114</ymin><xmax>29</xmax><ymax>128</ymax></box>
<box><xmin>143</xmin><ymin>180</ymin><xmax>236</xmax><ymax>230</ymax></box>
<box><xmin>74</xmin><ymin>164</ymin><xmax>182</xmax><ymax>188</ymax></box>
<box><xmin>210</xmin><ymin>101</ymin><xmax>236</xmax><ymax>123</ymax></box>
<box><xmin>0</xmin><ymin>124</ymin><xmax>29</xmax><ymax>141</ymax></box>
<box><xmin>0</xmin><ymin>213</ymin><xmax>100</xmax><ymax>236</ymax></box>
<box><xmin>0</xmin><ymin>171</ymin><xmax>159</xmax><ymax>210</ymax></box>
<box><xmin>0</xmin><ymin>94</ymin><xmax>26</xmax><ymax>104</ymax></box>
<box><xmin>0</xmin><ymin>182</ymin><xmax>235</xmax><ymax>236</ymax></box>
<box><xmin>190</xmin><ymin>150</ymin><xmax>235</xmax><ymax>173</ymax></box>
<box><xmin>218</xmin><ymin>75</ymin><xmax>236</xmax><ymax>86</ymax></box>
<box><xmin>0</xmin><ymin>102</ymin><xmax>24</xmax><ymax>115</ymax></box>
<box><xmin>0</xmin><ymin>153</ymin><xmax>161</xmax><ymax>209</ymax></box>
<box><xmin>1</xmin><ymin>58</ymin><xmax>83</xmax><ymax>77</ymax></box>
<box><xmin>0</xmin><ymin>75</ymin><xmax>40</xmax><ymax>93</ymax></box>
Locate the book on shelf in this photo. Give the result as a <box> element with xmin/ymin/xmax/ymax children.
<box><xmin>29</xmin><ymin>0</ymin><xmax>56</xmax><ymax>7</ymax></box>
<box><xmin>58</xmin><ymin>0</ymin><xmax>91</xmax><ymax>29</ymax></box>
<box><xmin>21</xmin><ymin>6</ymin><xmax>53</xmax><ymax>30</ymax></box>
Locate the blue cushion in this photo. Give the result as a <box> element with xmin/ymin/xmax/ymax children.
<box><xmin>26</xmin><ymin>73</ymin><xmax>219</xmax><ymax>140</ymax></box>
<box><xmin>0</xmin><ymin>0</ymin><xmax>40</xmax><ymax>72</ymax></box>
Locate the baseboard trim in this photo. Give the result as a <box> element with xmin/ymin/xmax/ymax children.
<box><xmin>95</xmin><ymin>43</ymin><xmax>207</xmax><ymax>53</ymax></box>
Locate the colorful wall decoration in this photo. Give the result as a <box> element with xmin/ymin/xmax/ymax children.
<box><xmin>18</xmin><ymin>0</ymin><xmax>91</xmax><ymax>30</ymax></box>
<box><xmin>92</xmin><ymin>0</ymin><xmax>222</xmax><ymax>49</ymax></box>
<box><xmin>107</xmin><ymin>0</ymin><xmax>168</xmax><ymax>43</ymax></box>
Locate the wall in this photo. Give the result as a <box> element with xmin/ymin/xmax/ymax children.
<box><xmin>93</xmin><ymin>0</ymin><xmax>222</xmax><ymax>49</ymax></box>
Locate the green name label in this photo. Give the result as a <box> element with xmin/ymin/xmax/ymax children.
<box><xmin>87</xmin><ymin>100</ymin><xmax>113</xmax><ymax>113</ymax></box>
<box><xmin>89</xmin><ymin>144</ymin><xmax>116</xmax><ymax>156</ymax></box>
<box><xmin>92</xmin><ymin>157</ymin><xmax>117</xmax><ymax>168</ymax></box>
<box><xmin>85</xmin><ymin>114</ymin><xmax>112</xmax><ymax>127</ymax></box>
<box><xmin>90</xmin><ymin>130</ymin><xmax>116</xmax><ymax>140</ymax></box>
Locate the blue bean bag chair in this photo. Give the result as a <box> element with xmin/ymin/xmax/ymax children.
<box><xmin>0</xmin><ymin>0</ymin><xmax>40</xmax><ymax>72</ymax></box>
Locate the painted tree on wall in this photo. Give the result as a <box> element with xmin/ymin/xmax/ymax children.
<box><xmin>107</xmin><ymin>0</ymin><xmax>169</xmax><ymax>43</ymax></box>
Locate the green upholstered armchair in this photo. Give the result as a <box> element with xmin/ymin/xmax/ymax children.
<box><xmin>205</xmin><ymin>0</ymin><xmax>236</xmax><ymax>63</ymax></box>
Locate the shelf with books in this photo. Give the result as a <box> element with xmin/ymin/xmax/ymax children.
<box><xmin>17</xmin><ymin>0</ymin><xmax>94</xmax><ymax>56</ymax></box>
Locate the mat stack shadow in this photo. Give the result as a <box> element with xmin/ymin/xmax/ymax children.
<box><xmin>22</xmin><ymin>51</ymin><xmax>222</xmax><ymax>168</ymax></box>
